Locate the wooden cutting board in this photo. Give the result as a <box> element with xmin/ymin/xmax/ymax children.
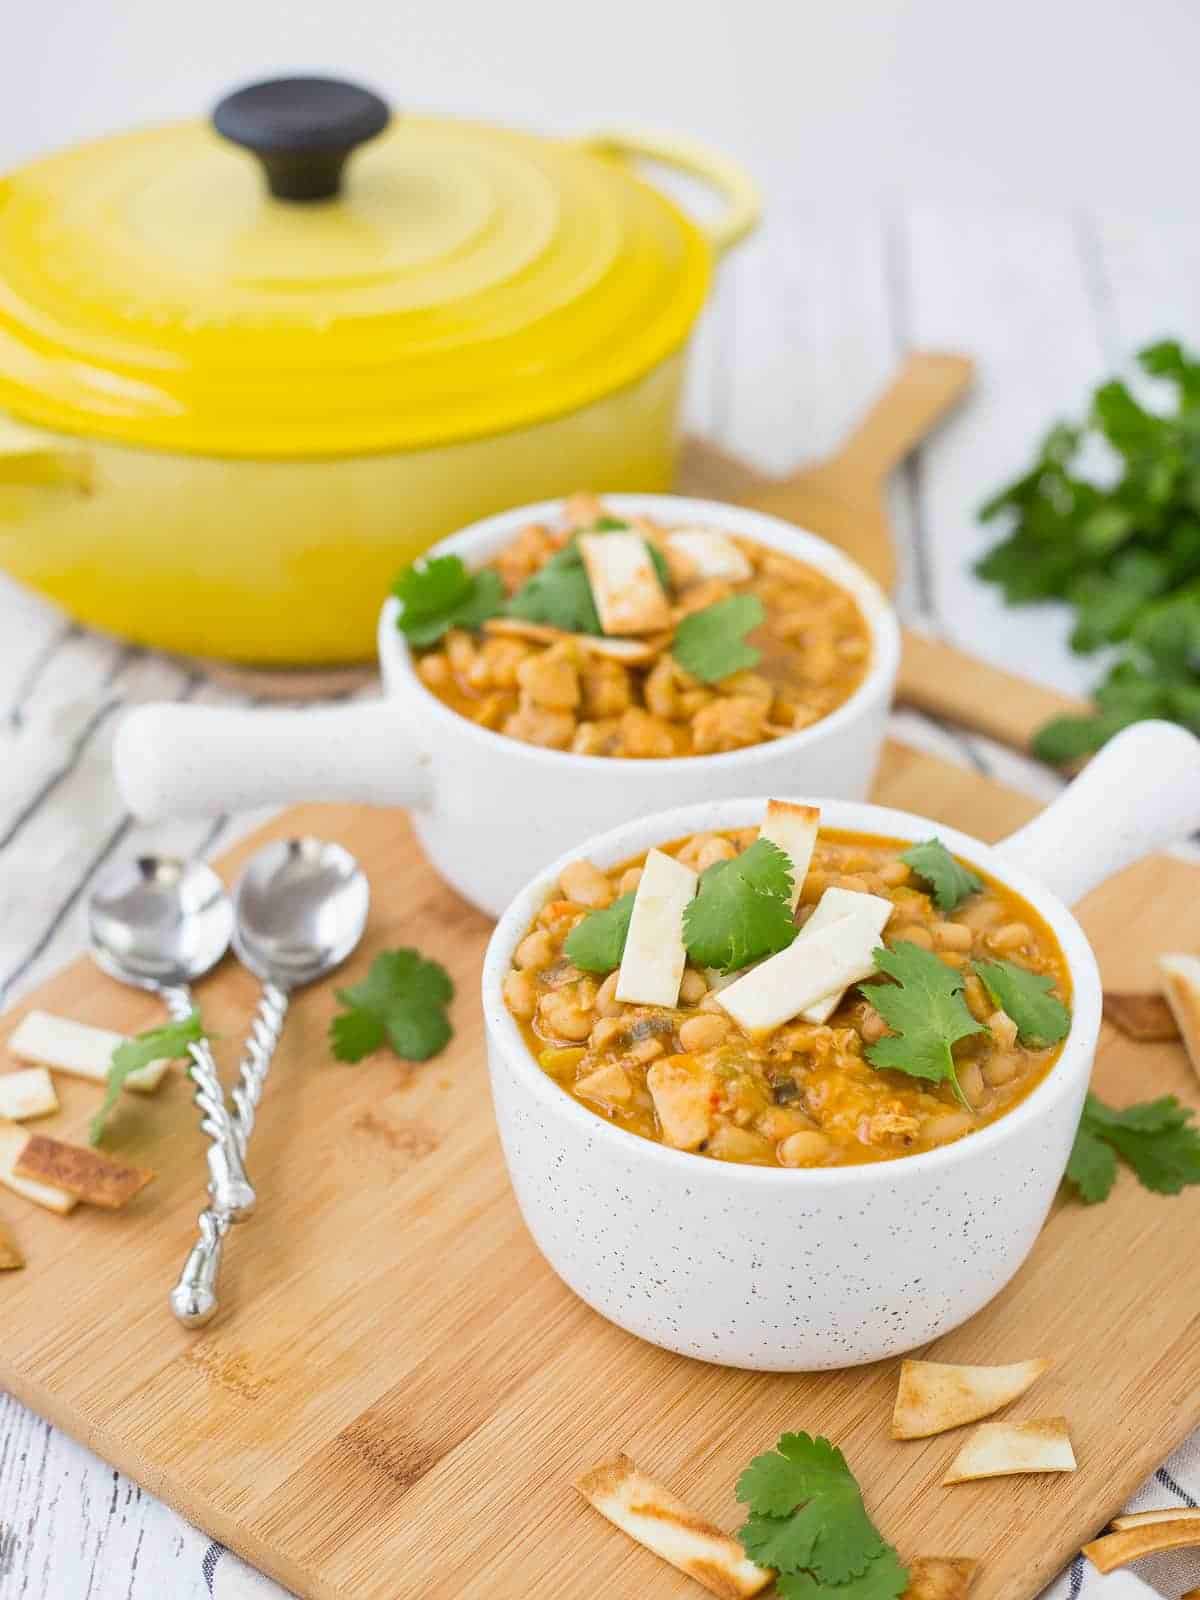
<box><xmin>2</xmin><ymin>742</ymin><xmax>1198</xmax><ymax>1600</ymax></box>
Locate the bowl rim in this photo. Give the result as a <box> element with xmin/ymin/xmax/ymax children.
<box><xmin>376</xmin><ymin>492</ymin><xmax>901</xmax><ymax>774</ymax></box>
<box><xmin>481</xmin><ymin>793</ymin><xmax>1102</xmax><ymax>1188</ymax></box>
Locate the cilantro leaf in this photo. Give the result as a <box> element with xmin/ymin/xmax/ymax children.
<box><xmin>563</xmin><ymin>891</ymin><xmax>635</xmax><ymax>974</ymax></box>
<box><xmin>506</xmin><ymin>542</ymin><xmax>602</xmax><ymax>635</ymax></box>
<box><xmin>1065</xmin><ymin>1119</ymin><xmax>1118</xmax><ymax>1203</ymax></box>
<box><xmin>900</xmin><ymin>838</ymin><xmax>983</xmax><ymax>912</ymax></box>
<box><xmin>90</xmin><ymin>1011</ymin><xmax>203</xmax><ymax>1145</ymax></box>
<box><xmin>672</xmin><ymin>595</ymin><xmax>764</xmax><ymax>683</ymax></box>
<box><xmin>975</xmin><ymin>958</ymin><xmax>1071</xmax><ymax>1047</ymax></box>
<box><xmin>862</xmin><ymin>943</ymin><xmax>985</xmax><ymax>1104</ymax></box>
<box><xmin>331</xmin><ymin>949</ymin><xmax>454</xmax><ymax>1063</ymax></box>
<box><xmin>777</xmin><ymin>1549</ymin><xmax>910</xmax><ymax>1600</ymax></box>
<box><xmin>393</xmin><ymin>555</ymin><xmax>504</xmax><ymax>648</ymax></box>
<box><xmin>736</xmin><ymin>1433</ymin><xmax>892</xmax><ymax>1586</ymax></box>
<box><xmin>1065</xmin><ymin>1092</ymin><xmax>1200</xmax><ymax>1203</ymax></box>
<box><xmin>682</xmin><ymin>839</ymin><xmax>796</xmax><ymax>972</ymax></box>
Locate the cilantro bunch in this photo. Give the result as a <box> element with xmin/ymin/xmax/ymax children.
<box><xmin>976</xmin><ymin>339</ymin><xmax>1200</xmax><ymax>760</ymax></box>
<box><xmin>737</xmin><ymin>1433</ymin><xmax>907</xmax><ymax>1599</ymax></box>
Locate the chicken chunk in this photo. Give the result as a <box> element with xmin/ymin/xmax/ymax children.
<box><xmin>618</xmin><ymin>706</ymin><xmax>677</xmax><ymax>758</ymax></box>
<box><xmin>580</xmin><ymin>656</ymin><xmax>633</xmax><ymax>718</ymax></box>
<box><xmin>503</xmin><ymin>703</ymin><xmax>576</xmax><ymax>749</ymax></box>
<box><xmin>516</xmin><ymin>645</ymin><xmax>581</xmax><ymax>711</ymax></box>
<box><xmin>646</xmin><ymin>1056</ymin><xmax>717</xmax><ymax>1150</ymax></box>
<box><xmin>690</xmin><ymin>695</ymin><xmax>769</xmax><ymax>754</ymax></box>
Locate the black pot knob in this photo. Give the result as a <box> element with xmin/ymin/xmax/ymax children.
<box><xmin>212</xmin><ymin>76</ymin><xmax>391</xmax><ymax>202</ymax></box>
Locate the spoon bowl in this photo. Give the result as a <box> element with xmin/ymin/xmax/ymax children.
<box><xmin>232</xmin><ymin>837</ymin><xmax>369</xmax><ymax>989</ymax></box>
<box><xmin>89</xmin><ymin>856</ymin><xmax>233</xmax><ymax>990</ymax></box>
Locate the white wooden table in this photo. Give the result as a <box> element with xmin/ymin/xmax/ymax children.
<box><xmin>3</xmin><ymin>200</ymin><xmax>1199</xmax><ymax>1599</ymax></box>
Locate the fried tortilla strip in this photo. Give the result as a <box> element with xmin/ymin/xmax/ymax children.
<box><xmin>575</xmin><ymin>1453</ymin><xmax>771</xmax><ymax>1599</ymax></box>
<box><xmin>904</xmin><ymin>1556</ymin><xmax>980</xmax><ymax>1598</ymax></box>
<box><xmin>0</xmin><ymin>1218</ymin><xmax>24</xmax><ymax>1270</ymax></box>
<box><xmin>893</xmin><ymin>1358</ymin><xmax>1050</xmax><ymax>1439</ymax></box>
<box><xmin>8</xmin><ymin>1010</ymin><xmax>170</xmax><ymax>1092</ymax></box>
<box><xmin>0</xmin><ymin>1067</ymin><xmax>59</xmax><ymax>1121</ymax></box>
<box><xmin>1159</xmin><ymin>954</ymin><xmax>1200</xmax><ymax>1080</ymax></box>
<box><xmin>0</xmin><ymin>1119</ymin><xmax>75</xmax><ymax>1214</ymax></box>
<box><xmin>1111</xmin><ymin>1507</ymin><xmax>1200</xmax><ymax>1530</ymax></box>
<box><xmin>579</xmin><ymin>532</ymin><xmax>673</xmax><ymax>636</ymax></box>
<box><xmin>1103</xmin><ymin>990</ymin><xmax>1181</xmax><ymax>1042</ymax></box>
<box><xmin>942</xmin><ymin>1418</ymin><xmax>1075</xmax><ymax>1484</ymax></box>
<box><xmin>14</xmin><ymin>1135</ymin><xmax>154</xmax><ymax>1210</ymax></box>
<box><xmin>482</xmin><ymin>616</ymin><xmax>664</xmax><ymax>665</ymax></box>
<box><xmin>1083</xmin><ymin>1516</ymin><xmax>1200</xmax><ymax>1573</ymax></box>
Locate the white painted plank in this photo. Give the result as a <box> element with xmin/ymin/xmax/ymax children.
<box><xmin>902</xmin><ymin>207</ymin><xmax>1110</xmax><ymax>698</ymax></box>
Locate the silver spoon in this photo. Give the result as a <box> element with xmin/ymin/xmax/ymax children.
<box><xmin>170</xmin><ymin>837</ymin><xmax>369</xmax><ymax>1328</ymax></box>
<box><xmin>87</xmin><ymin>856</ymin><xmax>252</xmax><ymax>1218</ymax></box>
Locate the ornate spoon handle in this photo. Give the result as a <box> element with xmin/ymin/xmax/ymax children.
<box><xmin>229</xmin><ymin>983</ymin><xmax>289</xmax><ymax>1158</ymax></box>
<box><xmin>168</xmin><ymin>984</ymin><xmax>290</xmax><ymax>1328</ymax></box>
<box><xmin>161</xmin><ymin>983</ymin><xmax>255</xmax><ymax>1221</ymax></box>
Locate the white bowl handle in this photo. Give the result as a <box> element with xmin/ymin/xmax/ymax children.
<box><xmin>994</xmin><ymin>720</ymin><xmax>1200</xmax><ymax>905</ymax></box>
<box><xmin>114</xmin><ymin>700</ymin><xmax>433</xmax><ymax>821</ymax></box>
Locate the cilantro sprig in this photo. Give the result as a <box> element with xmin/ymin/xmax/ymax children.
<box><xmin>900</xmin><ymin>838</ymin><xmax>983</xmax><ymax>913</ymax></box>
<box><xmin>682</xmin><ymin>839</ymin><xmax>796</xmax><ymax>972</ymax></box>
<box><xmin>1066</xmin><ymin>1092</ymin><xmax>1200</xmax><ymax>1203</ymax></box>
<box><xmin>976</xmin><ymin>340</ymin><xmax>1200</xmax><ymax>760</ymax></box>
<box><xmin>91</xmin><ymin>1011</ymin><xmax>203</xmax><ymax>1145</ymax></box>
<box><xmin>672</xmin><ymin>595</ymin><xmax>764</xmax><ymax>684</ymax></box>
<box><xmin>737</xmin><ymin>1432</ymin><xmax>906</xmax><ymax>1598</ymax></box>
<box><xmin>393</xmin><ymin>554</ymin><xmax>504</xmax><ymax>648</ymax></box>
<box><xmin>861</xmin><ymin>943</ymin><xmax>985</xmax><ymax>1106</ymax></box>
<box><xmin>331</xmin><ymin>949</ymin><xmax>454</xmax><ymax>1063</ymax></box>
<box><xmin>975</xmin><ymin>958</ymin><xmax>1071</xmax><ymax>1048</ymax></box>
<box><xmin>563</xmin><ymin>892</ymin><xmax>636</xmax><ymax>974</ymax></box>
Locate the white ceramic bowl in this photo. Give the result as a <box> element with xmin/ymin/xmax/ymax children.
<box><xmin>482</xmin><ymin>721</ymin><xmax>1200</xmax><ymax>1370</ymax></box>
<box><xmin>115</xmin><ymin>495</ymin><xmax>901</xmax><ymax>916</ymax></box>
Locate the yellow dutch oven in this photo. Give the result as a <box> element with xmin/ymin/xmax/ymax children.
<box><xmin>0</xmin><ymin>77</ymin><xmax>759</xmax><ymax>663</ymax></box>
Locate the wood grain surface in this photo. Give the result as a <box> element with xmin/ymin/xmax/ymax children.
<box><xmin>1</xmin><ymin>741</ymin><xmax>1197</xmax><ymax>1600</ymax></box>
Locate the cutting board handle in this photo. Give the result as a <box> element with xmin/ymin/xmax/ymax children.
<box><xmin>994</xmin><ymin>720</ymin><xmax>1200</xmax><ymax>904</ymax></box>
<box><xmin>826</xmin><ymin>351</ymin><xmax>975</xmax><ymax>481</ymax></box>
<box><xmin>114</xmin><ymin>700</ymin><xmax>433</xmax><ymax>821</ymax></box>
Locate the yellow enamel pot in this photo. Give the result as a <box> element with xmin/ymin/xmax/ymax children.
<box><xmin>0</xmin><ymin>79</ymin><xmax>759</xmax><ymax>663</ymax></box>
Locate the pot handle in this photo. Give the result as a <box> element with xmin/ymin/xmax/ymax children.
<box><xmin>993</xmin><ymin>720</ymin><xmax>1200</xmax><ymax>905</ymax></box>
<box><xmin>114</xmin><ymin>700</ymin><xmax>434</xmax><ymax>821</ymax></box>
<box><xmin>581</xmin><ymin>129</ymin><xmax>761</xmax><ymax>256</ymax></box>
<box><xmin>0</xmin><ymin>419</ymin><xmax>92</xmax><ymax>494</ymax></box>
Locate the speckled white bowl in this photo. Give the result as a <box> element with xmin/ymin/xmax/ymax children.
<box><xmin>114</xmin><ymin>494</ymin><xmax>899</xmax><ymax>917</ymax></box>
<box><xmin>482</xmin><ymin>721</ymin><xmax>1200</xmax><ymax>1370</ymax></box>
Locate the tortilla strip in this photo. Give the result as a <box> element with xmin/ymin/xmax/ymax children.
<box><xmin>1159</xmin><ymin>953</ymin><xmax>1200</xmax><ymax>1080</ymax></box>
<box><xmin>0</xmin><ymin>1067</ymin><xmax>59</xmax><ymax>1121</ymax></box>
<box><xmin>575</xmin><ymin>1453</ymin><xmax>771</xmax><ymax>1599</ymax></box>
<box><xmin>0</xmin><ymin>1218</ymin><xmax>24</xmax><ymax>1270</ymax></box>
<box><xmin>14</xmin><ymin>1135</ymin><xmax>154</xmax><ymax>1210</ymax></box>
<box><xmin>1103</xmin><ymin>990</ymin><xmax>1181</xmax><ymax>1042</ymax></box>
<box><xmin>1082</xmin><ymin>1515</ymin><xmax>1200</xmax><ymax>1573</ymax></box>
<box><xmin>1111</xmin><ymin>1507</ymin><xmax>1200</xmax><ymax>1531</ymax></box>
<box><xmin>8</xmin><ymin>1010</ymin><xmax>170</xmax><ymax>1092</ymax></box>
<box><xmin>892</xmin><ymin>1358</ymin><xmax>1050</xmax><ymax>1439</ymax></box>
<box><xmin>904</xmin><ymin>1556</ymin><xmax>980</xmax><ymax>1598</ymax></box>
<box><xmin>759</xmin><ymin>799</ymin><xmax>820</xmax><ymax>909</ymax></box>
<box><xmin>0</xmin><ymin>1119</ymin><xmax>76</xmax><ymax>1214</ymax></box>
<box><xmin>942</xmin><ymin>1418</ymin><xmax>1075</xmax><ymax>1484</ymax></box>
<box><xmin>579</xmin><ymin>532</ymin><xmax>673</xmax><ymax>636</ymax></box>
<box><xmin>482</xmin><ymin>617</ymin><xmax>664</xmax><ymax>665</ymax></box>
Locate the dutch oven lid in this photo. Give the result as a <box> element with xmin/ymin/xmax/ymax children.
<box><xmin>0</xmin><ymin>77</ymin><xmax>742</xmax><ymax>458</ymax></box>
